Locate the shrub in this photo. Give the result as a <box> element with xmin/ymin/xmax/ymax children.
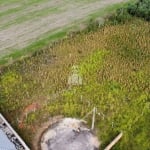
<box><xmin>127</xmin><ymin>0</ymin><xmax>150</xmax><ymax>21</ymax></box>
<box><xmin>107</xmin><ymin>8</ymin><xmax>132</xmax><ymax>25</ymax></box>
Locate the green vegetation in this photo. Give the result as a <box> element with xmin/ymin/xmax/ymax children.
<box><xmin>127</xmin><ymin>0</ymin><xmax>150</xmax><ymax>21</ymax></box>
<box><xmin>0</xmin><ymin>17</ymin><xmax>149</xmax><ymax>149</ymax></box>
<box><xmin>0</xmin><ymin>1</ymin><xmax>149</xmax><ymax>149</ymax></box>
<box><xmin>106</xmin><ymin>0</ymin><xmax>150</xmax><ymax>25</ymax></box>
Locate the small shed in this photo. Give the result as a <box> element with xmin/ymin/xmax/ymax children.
<box><xmin>40</xmin><ymin>118</ymin><xmax>100</xmax><ymax>150</ymax></box>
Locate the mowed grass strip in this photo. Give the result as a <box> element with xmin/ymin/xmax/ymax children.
<box><xmin>0</xmin><ymin>6</ymin><xmax>62</xmax><ymax>29</ymax></box>
<box><xmin>0</xmin><ymin>1</ymin><xmax>130</xmax><ymax>65</ymax></box>
<box><xmin>0</xmin><ymin>0</ymin><xmax>20</xmax><ymax>5</ymax></box>
<box><xmin>0</xmin><ymin>0</ymin><xmax>50</xmax><ymax>17</ymax></box>
<box><xmin>0</xmin><ymin>0</ymin><xmax>101</xmax><ymax>26</ymax></box>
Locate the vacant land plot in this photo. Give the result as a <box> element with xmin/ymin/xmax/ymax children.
<box><xmin>0</xmin><ymin>18</ymin><xmax>149</xmax><ymax>149</ymax></box>
<box><xmin>0</xmin><ymin>0</ymin><xmax>129</xmax><ymax>59</ymax></box>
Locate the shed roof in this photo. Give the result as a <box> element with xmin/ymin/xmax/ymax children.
<box><xmin>0</xmin><ymin>129</ymin><xmax>16</xmax><ymax>150</ymax></box>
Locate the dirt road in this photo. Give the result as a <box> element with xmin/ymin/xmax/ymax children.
<box><xmin>0</xmin><ymin>0</ymin><xmax>128</xmax><ymax>58</ymax></box>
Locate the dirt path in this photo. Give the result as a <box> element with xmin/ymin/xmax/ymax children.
<box><xmin>0</xmin><ymin>0</ymin><xmax>128</xmax><ymax>58</ymax></box>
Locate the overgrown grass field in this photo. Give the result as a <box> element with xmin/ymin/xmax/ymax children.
<box><xmin>0</xmin><ymin>14</ymin><xmax>149</xmax><ymax>149</ymax></box>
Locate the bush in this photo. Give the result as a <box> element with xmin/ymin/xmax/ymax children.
<box><xmin>127</xmin><ymin>0</ymin><xmax>150</xmax><ymax>21</ymax></box>
<box><xmin>85</xmin><ymin>19</ymin><xmax>99</xmax><ymax>32</ymax></box>
<box><xmin>107</xmin><ymin>0</ymin><xmax>150</xmax><ymax>25</ymax></box>
<box><xmin>107</xmin><ymin>8</ymin><xmax>132</xmax><ymax>25</ymax></box>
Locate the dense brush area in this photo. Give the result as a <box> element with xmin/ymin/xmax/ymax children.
<box><xmin>127</xmin><ymin>0</ymin><xmax>150</xmax><ymax>21</ymax></box>
<box><xmin>0</xmin><ymin>1</ymin><xmax>149</xmax><ymax>149</ymax></box>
